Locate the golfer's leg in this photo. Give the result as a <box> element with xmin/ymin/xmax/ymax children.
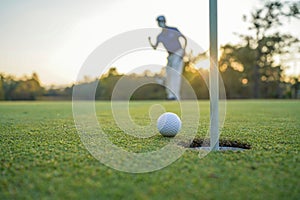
<box><xmin>170</xmin><ymin>67</ymin><xmax>178</xmax><ymax>99</ymax></box>
<box><xmin>170</xmin><ymin>53</ymin><xmax>184</xmax><ymax>100</ymax></box>
<box><xmin>166</xmin><ymin>58</ymin><xmax>176</xmax><ymax>99</ymax></box>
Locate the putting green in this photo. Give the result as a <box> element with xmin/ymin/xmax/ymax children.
<box><xmin>0</xmin><ymin>100</ymin><xmax>299</xmax><ymax>199</ymax></box>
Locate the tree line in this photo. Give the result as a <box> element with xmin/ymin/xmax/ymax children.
<box><xmin>0</xmin><ymin>61</ymin><xmax>298</xmax><ymax>101</ymax></box>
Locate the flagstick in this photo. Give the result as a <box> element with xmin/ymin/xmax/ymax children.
<box><xmin>209</xmin><ymin>0</ymin><xmax>219</xmax><ymax>150</ymax></box>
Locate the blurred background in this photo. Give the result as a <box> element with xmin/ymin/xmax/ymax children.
<box><xmin>0</xmin><ymin>0</ymin><xmax>299</xmax><ymax>100</ymax></box>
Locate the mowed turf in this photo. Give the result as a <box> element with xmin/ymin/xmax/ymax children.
<box><xmin>0</xmin><ymin>100</ymin><xmax>299</xmax><ymax>199</ymax></box>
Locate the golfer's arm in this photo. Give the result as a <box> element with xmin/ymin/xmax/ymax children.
<box><xmin>181</xmin><ymin>35</ymin><xmax>187</xmax><ymax>49</ymax></box>
<box><xmin>151</xmin><ymin>41</ymin><xmax>159</xmax><ymax>50</ymax></box>
<box><xmin>149</xmin><ymin>37</ymin><xmax>159</xmax><ymax>50</ymax></box>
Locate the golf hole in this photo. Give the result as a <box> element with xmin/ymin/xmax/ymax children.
<box><xmin>179</xmin><ymin>138</ymin><xmax>251</xmax><ymax>151</ymax></box>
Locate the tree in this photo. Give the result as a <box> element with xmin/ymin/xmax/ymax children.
<box><xmin>2</xmin><ymin>75</ymin><xmax>18</xmax><ymax>100</ymax></box>
<box><xmin>0</xmin><ymin>73</ymin><xmax>44</xmax><ymax>100</ymax></box>
<box><xmin>245</xmin><ymin>1</ymin><xmax>299</xmax><ymax>98</ymax></box>
<box><xmin>219</xmin><ymin>1</ymin><xmax>300</xmax><ymax>98</ymax></box>
<box><xmin>0</xmin><ymin>74</ymin><xmax>5</xmax><ymax>100</ymax></box>
<box><xmin>291</xmin><ymin>76</ymin><xmax>300</xmax><ymax>99</ymax></box>
<box><xmin>96</xmin><ymin>67</ymin><xmax>123</xmax><ymax>100</ymax></box>
<box><xmin>182</xmin><ymin>51</ymin><xmax>209</xmax><ymax>99</ymax></box>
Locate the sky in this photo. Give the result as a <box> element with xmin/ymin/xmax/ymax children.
<box><xmin>0</xmin><ymin>0</ymin><xmax>299</xmax><ymax>86</ymax></box>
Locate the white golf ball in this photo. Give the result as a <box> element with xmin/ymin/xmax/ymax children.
<box><xmin>157</xmin><ymin>112</ymin><xmax>181</xmax><ymax>137</ymax></box>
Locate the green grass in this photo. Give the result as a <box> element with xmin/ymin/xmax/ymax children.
<box><xmin>0</xmin><ymin>100</ymin><xmax>299</xmax><ymax>199</ymax></box>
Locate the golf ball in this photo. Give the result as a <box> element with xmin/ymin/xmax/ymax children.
<box><xmin>157</xmin><ymin>112</ymin><xmax>181</xmax><ymax>137</ymax></box>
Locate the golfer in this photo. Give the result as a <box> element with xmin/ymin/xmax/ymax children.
<box><xmin>148</xmin><ymin>15</ymin><xmax>187</xmax><ymax>100</ymax></box>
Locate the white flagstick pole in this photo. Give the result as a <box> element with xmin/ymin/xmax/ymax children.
<box><xmin>209</xmin><ymin>0</ymin><xmax>219</xmax><ymax>150</ymax></box>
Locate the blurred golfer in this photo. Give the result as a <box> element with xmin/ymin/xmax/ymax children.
<box><xmin>149</xmin><ymin>15</ymin><xmax>187</xmax><ymax>100</ymax></box>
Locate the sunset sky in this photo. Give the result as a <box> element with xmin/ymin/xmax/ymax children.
<box><xmin>0</xmin><ymin>0</ymin><xmax>299</xmax><ymax>86</ymax></box>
